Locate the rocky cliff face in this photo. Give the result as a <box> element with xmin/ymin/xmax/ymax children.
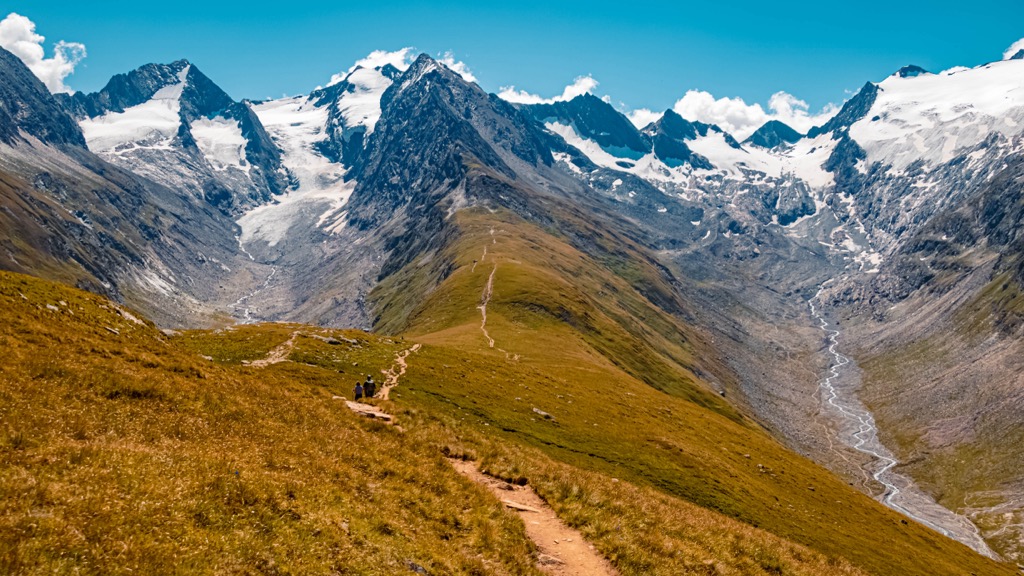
<box><xmin>0</xmin><ymin>48</ymin><xmax>86</xmax><ymax>148</ymax></box>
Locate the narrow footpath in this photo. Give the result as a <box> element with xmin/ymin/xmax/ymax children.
<box><xmin>450</xmin><ymin>459</ymin><xmax>619</xmax><ymax>576</ymax></box>
<box><xmin>475</xmin><ymin>230</ymin><xmax>519</xmax><ymax>361</ymax></box>
<box><xmin>378</xmin><ymin>344</ymin><xmax>421</xmax><ymax>400</ymax></box>
<box><xmin>247</xmin><ymin>330</ymin><xmax>299</xmax><ymax>368</ymax></box>
<box><xmin>343</xmin><ymin>344</ymin><xmax>421</xmax><ymax>422</ymax></box>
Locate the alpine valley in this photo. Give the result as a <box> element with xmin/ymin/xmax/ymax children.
<box><xmin>1</xmin><ymin>35</ymin><xmax>1023</xmax><ymax>575</ymax></box>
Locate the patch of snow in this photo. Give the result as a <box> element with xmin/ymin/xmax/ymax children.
<box><xmin>850</xmin><ymin>58</ymin><xmax>1024</xmax><ymax>171</ymax></box>
<box><xmin>244</xmin><ymin>96</ymin><xmax>356</xmax><ymax>247</ymax></box>
<box><xmin>630</xmin><ymin>153</ymin><xmax>691</xmax><ymax>186</ymax></box>
<box><xmin>552</xmin><ymin>152</ymin><xmax>583</xmax><ymax>175</ymax></box>
<box><xmin>545</xmin><ymin>121</ymin><xmax>625</xmax><ymax>170</ymax></box>
<box><xmin>191</xmin><ymin>115</ymin><xmax>249</xmax><ymax>172</ymax></box>
<box><xmin>775</xmin><ymin>134</ymin><xmax>837</xmax><ymax>189</ymax></box>
<box><xmin>80</xmin><ymin>65</ymin><xmax>189</xmax><ymax>152</ymax></box>
<box><xmin>686</xmin><ymin>131</ymin><xmax>763</xmax><ymax>178</ymax></box>
<box><xmin>335</xmin><ymin>66</ymin><xmax>395</xmax><ymax>134</ymax></box>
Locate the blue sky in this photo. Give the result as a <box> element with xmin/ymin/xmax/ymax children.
<box><xmin>3</xmin><ymin>0</ymin><xmax>1023</xmax><ymax>130</ymax></box>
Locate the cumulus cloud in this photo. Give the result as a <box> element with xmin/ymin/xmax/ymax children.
<box><xmin>1004</xmin><ymin>37</ymin><xmax>1024</xmax><ymax>60</ymax></box>
<box><xmin>350</xmin><ymin>47</ymin><xmax>415</xmax><ymax>73</ymax></box>
<box><xmin>497</xmin><ymin>75</ymin><xmax>600</xmax><ymax>105</ymax></box>
<box><xmin>0</xmin><ymin>13</ymin><xmax>85</xmax><ymax>94</ymax></box>
<box><xmin>328</xmin><ymin>48</ymin><xmax>477</xmax><ymax>86</ymax></box>
<box><xmin>671</xmin><ymin>89</ymin><xmax>838</xmax><ymax>140</ymax></box>
<box><xmin>439</xmin><ymin>51</ymin><xmax>477</xmax><ymax>83</ymax></box>
<box><xmin>328</xmin><ymin>47</ymin><xmax>415</xmax><ymax>85</ymax></box>
<box><xmin>626</xmin><ymin>108</ymin><xmax>662</xmax><ymax>128</ymax></box>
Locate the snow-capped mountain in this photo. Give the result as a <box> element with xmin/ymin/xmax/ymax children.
<box><xmin>57</xmin><ymin>60</ymin><xmax>288</xmax><ymax>213</ymax></box>
<box><xmin>237</xmin><ymin>59</ymin><xmax>406</xmax><ymax>250</ymax></box>
<box><xmin>811</xmin><ymin>58</ymin><xmax>1024</xmax><ymax>258</ymax></box>
<box><xmin>744</xmin><ymin>120</ymin><xmax>802</xmax><ymax>149</ymax></box>
<box><xmin>0</xmin><ymin>47</ymin><xmax>256</xmax><ymax>325</ymax></box>
<box><xmin>512</xmin><ymin>56</ymin><xmax>1024</xmax><ymax>276</ymax></box>
<box><xmin>24</xmin><ymin>44</ymin><xmax>1024</xmax><ymax>329</ymax></box>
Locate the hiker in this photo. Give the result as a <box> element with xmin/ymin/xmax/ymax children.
<box><xmin>364</xmin><ymin>375</ymin><xmax>376</xmax><ymax>399</ymax></box>
<box><xmin>354</xmin><ymin>382</ymin><xmax>364</xmax><ymax>401</ymax></box>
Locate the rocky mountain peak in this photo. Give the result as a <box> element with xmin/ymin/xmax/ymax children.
<box><xmin>58</xmin><ymin>60</ymin><xmax>190</xmax><ymax>119</ymax></box>
<box><xmin>806</xmin><ymin>81</ymin><xmax>879</xmax><ymax>139</ymax></box>
<box><xmin>653</xmin><ymin>109</ymin><xmax>700</xmax><ymax>140</ymax></box>
<box><xmin>895</xmin><ymin>64</ymin><xmax>930</xmax><ymax>78</ymax></box>
<box><xmin>50</xmin><ymin>57</ymin><xmax>288</xmax><ymax>214</ymax></box>
<box><xmin>744</xmin><ymin>119</ymin><xmax>802</xmax><ymax>149</ymax></box>
<box><xmin>344</xmin><ymin>48</ymin><xmax>556</xmax><ymax>247</ymax></box>
<box><xmin>0</xmin><ymin>47</ymin><xmax>87</xmax><ymax>148</ymax></box>
<box><xmin>525</xmin><ymin>90</ymin><xmax>649</xmax><ymax>159</ymax></box>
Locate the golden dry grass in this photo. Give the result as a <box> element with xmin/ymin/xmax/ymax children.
<box><xmin>0</xmin><ymin>254</ymin><xmax>1015</xmax><ymax>576</ymax></box>
<box><xmin>0</xmin><ymin>272</ymin><xmax>539</xmax><ymax>575</ymax></box>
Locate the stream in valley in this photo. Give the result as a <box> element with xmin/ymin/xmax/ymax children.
<box><xmin>809</xmin><ymin>289</ymin><xmax>997</xmax><ymax>559</ymax></box>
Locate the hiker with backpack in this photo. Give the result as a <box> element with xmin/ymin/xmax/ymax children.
<box><xmin>364</xmin><ymin>375</ymin><xmax>376</xmax><ymax>399</ymax></box>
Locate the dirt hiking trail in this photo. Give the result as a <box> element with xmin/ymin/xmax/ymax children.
<box><xmin>474</xmin><ymin>231</ymin><xmax>520</xmax><ymax>361</ymax></box>
<box><xmin>341</xmin><ymin>344</ymin><xmax>421</xmax><ymax>422</ymax></box>
<box><xmin>451</xmin><ymin>459</ymin><xmax>619</xmax><ymax>576</ymax></box>
<box><xmin>248</xmin><ymin>331</ymin><xmax>300</xmax><ymax>368</ymax></box>
<box><xmin>378</xmin><ymin>344</ymin><xmax>421</xmax><ymax>400</ymax></box>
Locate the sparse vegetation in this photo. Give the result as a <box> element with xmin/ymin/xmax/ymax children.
<box><xmin>857</xmin><ymin>270</ymin><xmax>1024</xmax><ymax>563</ymax></box>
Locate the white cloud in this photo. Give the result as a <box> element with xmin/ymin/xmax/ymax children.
<box><xmin>327</xmin><ymin>48</ymin><xmax>477</xmax><ymax>86</ymax></box>
<box><xmin>670</xmin><ymin>89</ymin><xmax>838</xmax><ymax>140</ymax></box>
<box><xmin>350</xmin><ymin>48</ymin><xmax>414</xmax><ymax>73</ymax></box>
<box><xmin>626</xmin><ymin>108</ymin><xmax>662</xmax><ymax>128</ymax></box>
<box><xmin>328</xmin><ymin>48</ymin><xmax>415</xmax><ymax>85</ymax></box>
<box><xmin>497</xmin><ymin>75</ymin><xmax>599</xmax><ymax>105</ymax></box>
<box><xmin>671</xmin><ymin>90</ymin><xmax>766</xmax><ymax>138</ymax></box>
<box><xmin>1003</xmin><ymin>38</ymin><xmax>1024</xmax><ymax>60</ymax></box>
<box><xmin>0</xmin><ymin>13</ymin><xmax>85</xmax><ymax>94</ymax></box>
<box><xmin>439</xmin><ymin>51</ymin><xmax>477</xmax><ymax>83</ymax></box>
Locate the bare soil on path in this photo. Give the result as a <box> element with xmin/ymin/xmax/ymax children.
<box><xmin>450</xmin><ymin>459</ymin><xmax>619</xmax><ymax>576</ymax></box>
<box><xmin>247</xmin><ymin>330</ymin><xmax>300</xmax><ymax>367</ymax></box>
<box><xmin>340</xmin><ymin>344</ymin><xmax>422</xmax><ymax>422</ymax></box>
<box><xmin>378</xmin><ymin>344</ymin><xmax>421</xmax><ymax>400</ymax></box>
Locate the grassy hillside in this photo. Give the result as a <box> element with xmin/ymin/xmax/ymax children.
<box><xmin>0</xmin><ymin>272</ymin><xmax>541</xmax><ymax>574</ymax></box>
<box><xmin>364</xmin><ymin>203</ymin><xmax>1013</xmax><ymax>575</ymax></box>
<box><xmin>0</xmin><ymin>167</ymin><xmax>100</xmax><ymax>290</ymax></box>
<box><xmin>3</xmin><ymin>271</ymin><xmax>1010</xmax><ymax>574</ymax></box>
